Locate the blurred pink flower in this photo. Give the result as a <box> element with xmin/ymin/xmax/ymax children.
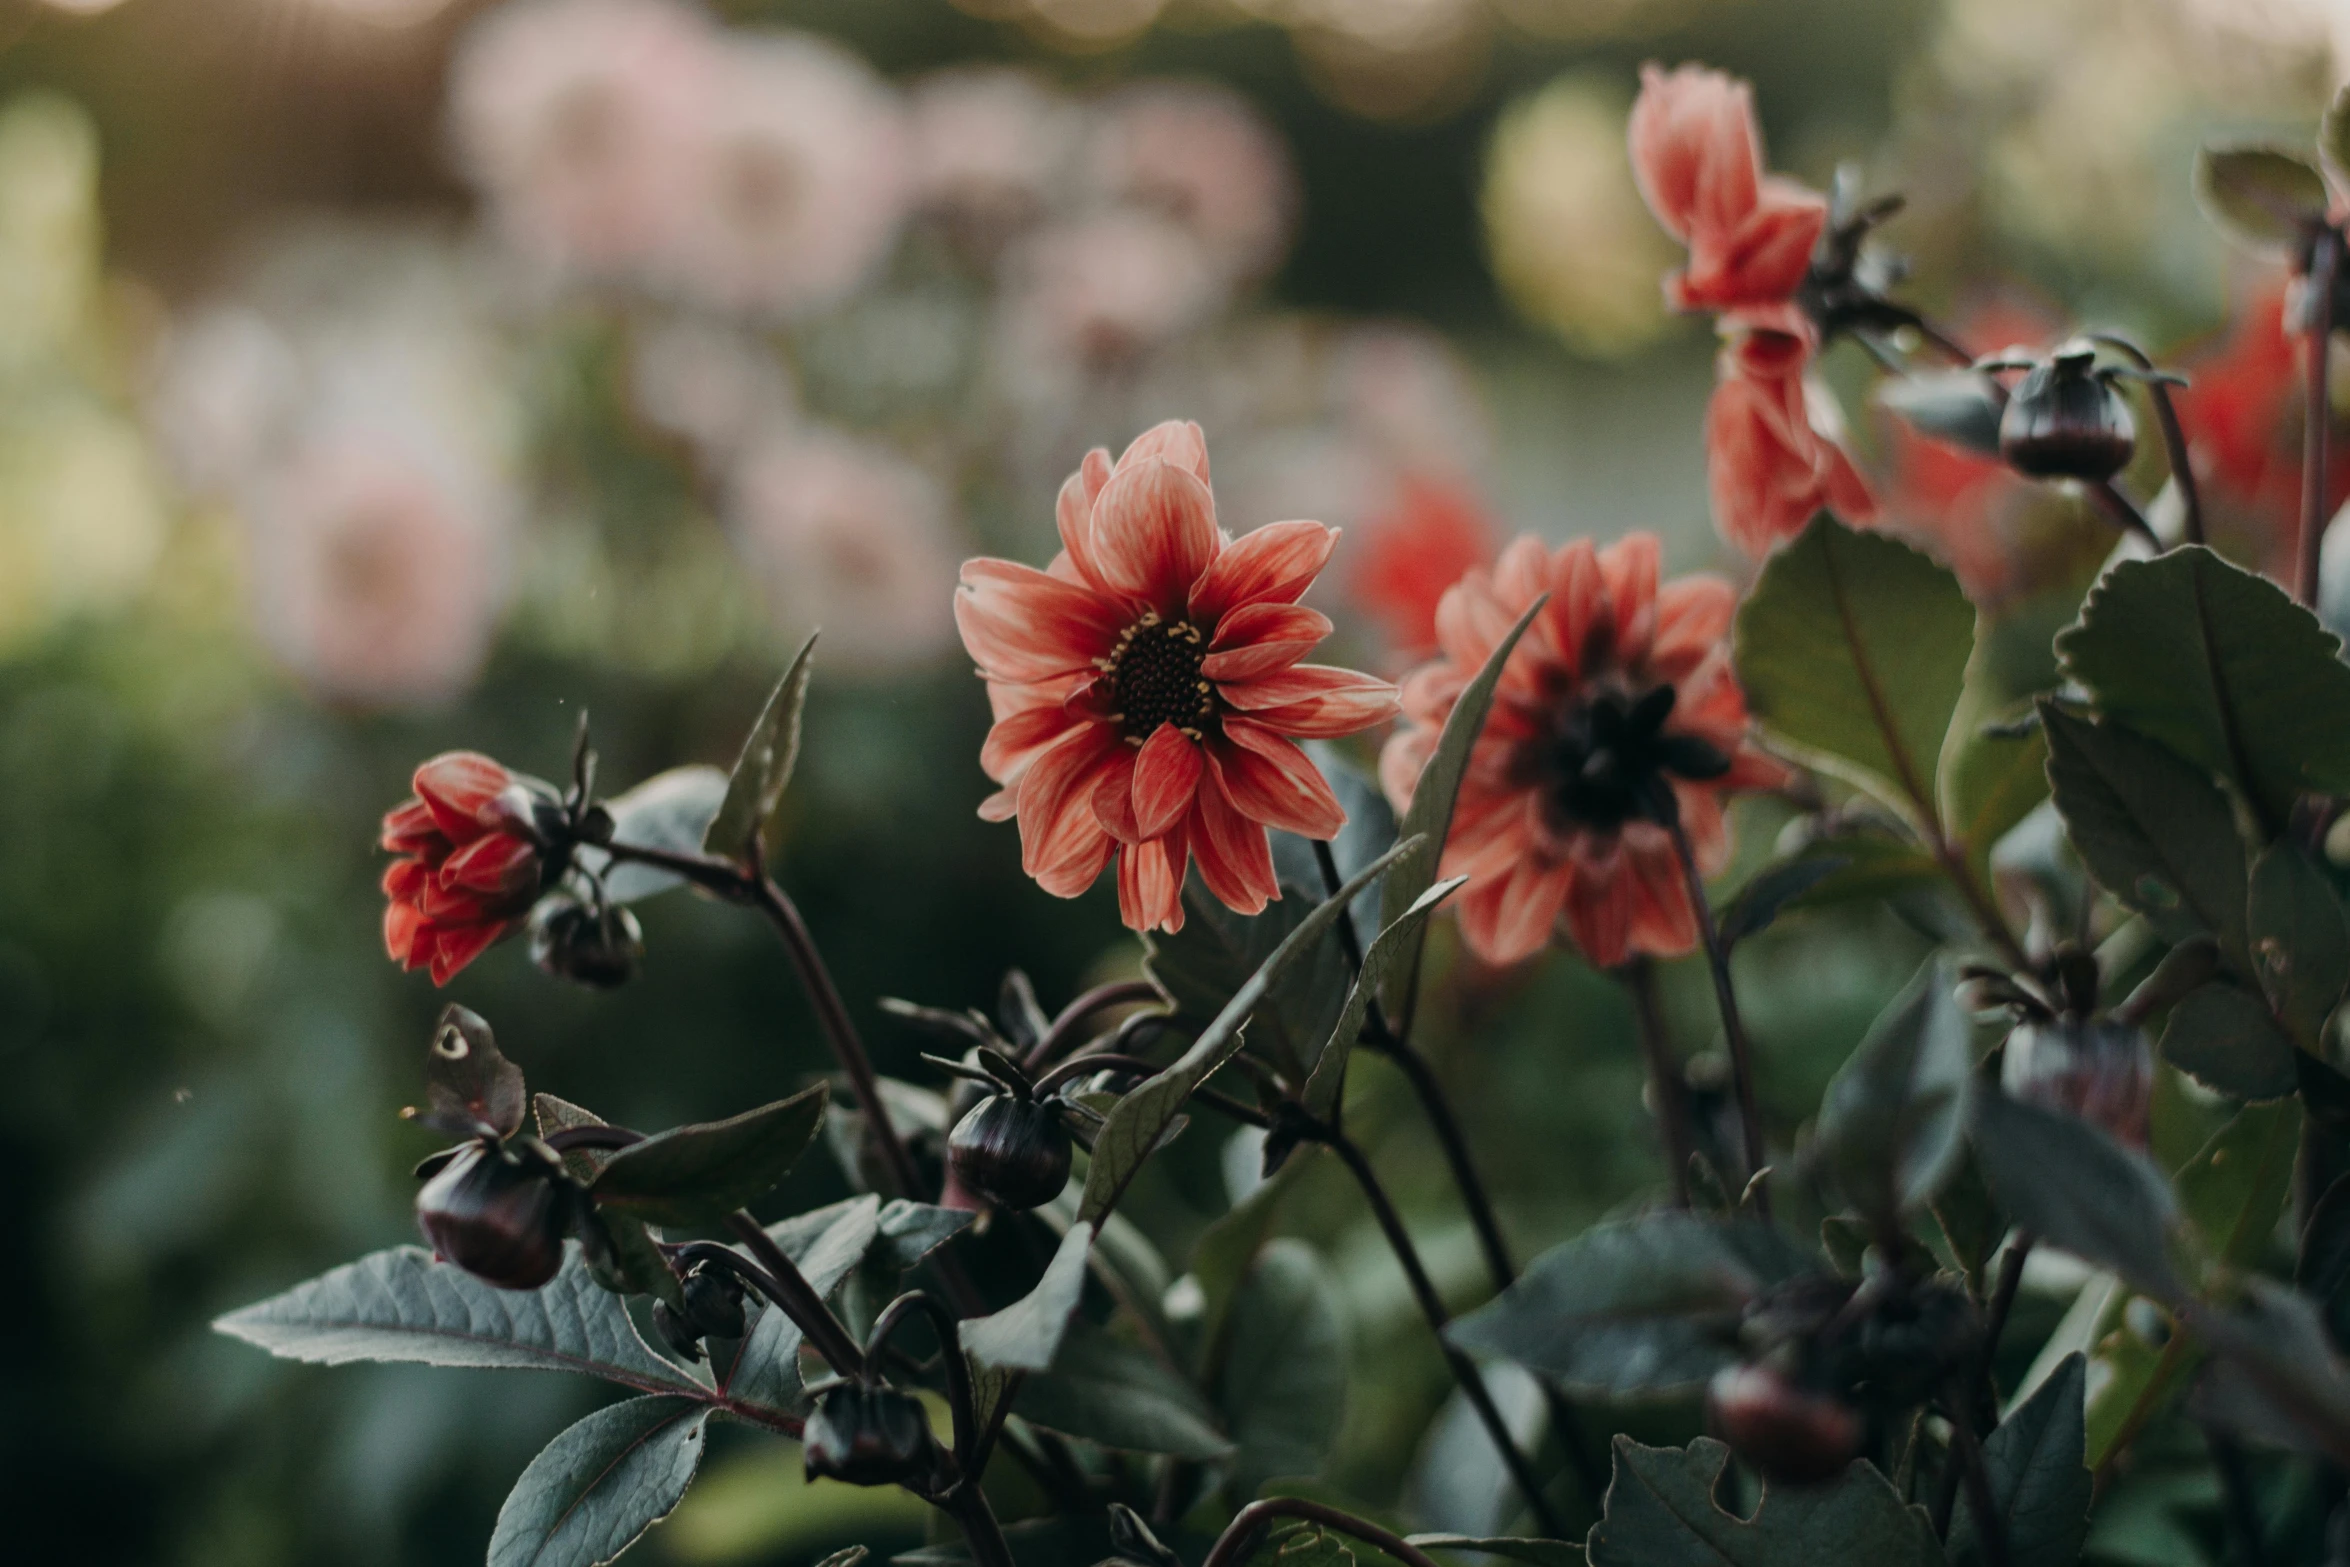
<box><xmin>247</xmin><ymin>425</ymin><xmax>513</xmax><ymax>709</ymax></box>
<box><xmin>147</xmin><ymin>307</ymin><xmax>301</xmax><ymax>499</ymax></box>
<box><xmin>447</xmin><ymin>0</ymin><xmax>718</xmax><ymax>280</ymax></box>
<box><xmin>908</xmin><ymin>67</ymin><xmax>1081</xmax><ymax>257</ymax></box>
<box><xmin>657</xmin><ymin>33</ymin><xmax>911</xmax><ymax>319</ymax></box>
<box><xmin>627</xmin><ymin>315</ymin><xmax>797</xmax><ymax>463</ymax></box>
<box><xmin>998</xmin><ymin>211</ymin><xmax>1223</xmax><ymax>379</ymax></box>
<box><xmin>1329</xmin><ymin>323</ymin><xmax>1494</xmax><ymax>483</ymax></box>
<box><xmin>1087</xmin><ymin>81</ymin><xmax>1298</xmax><ymax>284</ymax></box>
<box><xmin>723</xmin><ymin>424</ymin><xmax>960</xmax><ymax>673</ymax></box>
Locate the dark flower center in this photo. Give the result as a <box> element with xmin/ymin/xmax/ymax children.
<box><xmin>1103</xmin><ymin>612</ymin><xmax>1214</xmax><ymax>744</ymax></box>
<box><xmin>1540</xmin><ymin>683</ymin><xmax>1732</xmax><ymax>834</ymax></box>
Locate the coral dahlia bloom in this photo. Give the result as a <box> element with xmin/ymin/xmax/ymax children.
<box><xmin>1380</xmin><ymin>533</ymin><xmax>1787</xmax><ymax>969</ymax></box>
<box><xmin>956</xmin><ymin>420</ymin><xmax>1401</xmax><ymax>934</ymax></box>
<box><xmin>382</xmin><ymin>753</ymin><xmax>552</xmax><ymax>985</ymax></box>
<box><xmin>1707</xmin><ymin>324</ymin><xmax>1875</xmax><ymax>555</ymax></box>
<box><xmin>1627</xmin><ymin>63</ymin><xmax>1826</xmax><ymax>317</ymax></box>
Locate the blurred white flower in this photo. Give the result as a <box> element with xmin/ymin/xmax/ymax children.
<box><xmin>656</xmin><ymin>32</ymin><xmax>910</xmax><ymax>320</ymax></box>
<box><xmin>447</xmin><ymin>0</ymin><xmax>718</xmax><ymax>281</ymax></box>
<box><xmin>907</xmin><ymin>67</ymin><xmax>1083</xmax><ymax>257</ymax></box>
<box><xmin>147</xmin><ymin>308</ymin><xmax>303</xmax><ymax>499</ymax></box>
<box><xmin>996</xmin><ymin>210</ymin><xmax>1223</xmax><ymax>383</ymax></box>
<box><xmin>626</xmin><ymin>315</ymin><xmax>797</xmax><ymax>464</ymax></box>
<box><xmin>722</xmin><ymin>424</ymin><xmax>958</xmax><ymax>673</ymax></box>
<box><xmin>1087</xmin><ymin>81</ymin><xmax>1298</xmax><ymax>283</ymax></box>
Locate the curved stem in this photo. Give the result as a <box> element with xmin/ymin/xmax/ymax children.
<box><xmin>1944</xmin><ymin>1382</ymin><xmax>2015</xmax><ymax>1567</ymax></box>
<box><xmin>939</xmin><ymin>1487</ymin><xmax>1015</xmax><ymax>1567</ymax></box>
<box><xmin>1031</xmin><ymin>1051</ymin><xmax>1165</xmax><ymax>1097</ymax></box>
<box><xmin>867</xmin><ymin>1291</ymin><xmax>978</xmax><ymax>1470</ymax></box>
<box><xmin>2088</xmin><ymin>481</ymin><xmax>2163</xmax><ymax>553</ymax></box>
<box><xmin>2089</xmin><ymin>333</ymin><xmax>2204</xmax><ymax>547</ymax></box>
<box><xmin>1660</xmin><ymin>812</ymin><xmax>1770</xmax><ymax>1220</ymax></box>
<box><xmin>1935</xmin><ymin>1233</ymin><xmax>2032</xmax><ymax>1534</ymax></box>
<box><xmin>1619</xmin><ymin>958</ymin><xmax>1696</xmax><ymax>1208</ymax></box>
<box><xmin>2303</xmin><ymin>228</ymin><xmax>2341</xmax><ymax>607</ymax></box>
<box><xmin>721</xmin><ymin>1210</ymin><xmax>866</xmax><ymax>1377</ymax></box>
<box><xmin>1322</xmin><ymin>1128</ymin><xmax>1566</xmax><ymax>1537</ymax></box>
<box><xmin>1024</xmin><ymin>980</ymin><xmax>1164</xmax><ymax>1072</ymax></box>
<box><xmin>1202</xmin><ymin>1498</ymin><xmax>1451</xmax><ymax>1567</ymax></box>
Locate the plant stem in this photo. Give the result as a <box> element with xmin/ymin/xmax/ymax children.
<box><xmin>1023</xmin><ymin>979</ymin><xmax>1164</xmax><ymax>1072</ymax></box>
<box><xmin>722</xmin><ymin>1210</ymin><xmax>867</xmax><ymax>1377</ymax></box>
<box><xmin>2304</xmin><ymin>228</ymin><xmax>2342</xmax><ymax>607</ymax></box>
<box><xmin>1620</xmin><ymin>957</ymin><xmax>1696</xmax><ymax>1208</ymax></box>
<box><xmin>1935</xmin><ymin>1233</ymin><xmax>2032</xmax><ymax>1534</ymax></box>
<box><xmin>1660</xmin><ymin>813</ymin><xmax>1770</xmax><ymax>1220</ymax></box>
<box><xmin>1945</xmin><ymin>1385</ymin><xmax>2015</xmax><ymax>1567</ymax></box>
<box><xmin>866</xmin><ymin>1292</ymin><xmax>979</xmax><ymax>1469</ymax></box>
<box><xmin>2089</xmin><ymin>481</ymin><xmax>2162</xmax><ymax>553</ymax></box>
<box><xmin>2205</xmin><ymin>1423</ymin><xmax>2267</xmax><ymax>1567</ymax></box>
<box><xmin>940</xmin><ymin>1488</ymin><xmax>1015</xmax><ymax>1567</ymax></box>
<box><xmin>1321</xmin><ymin>1127</ymin><xmax>1567</xmax><ymax>1537</ymax></box>
<box><xmin>2089</xmin><ymin>332</ymin><xmax>2204</xmax><ymax>547</ymax></box>
<box><xmin>1201</xmin><ymin>1496</ymin><xmax>1453</xmax><ymax>1567</ymax></box>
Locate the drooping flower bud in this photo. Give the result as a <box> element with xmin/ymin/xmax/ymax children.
<box><xmin>681</xmin><ymin>1264</ymin><xmax>747</xmax><ymax>1341</ymax></box>
<box><xmin>650</xmin><ymin>1300</ymin><xmax>704</xmax><ymax>1362</ymax></box>
<box><xmin>415</xmin><ymin>1142</ymin><xmax>573</xmax><ymax>1290</ymax></box>
<box><xmin>1705</xmin><ymin>1363</ymin><xmax>1864</xmax><ymax>1485</ymax></box>
<box><xmin>1996</xmin><ymin>342</ymin><xmax>2137</xmax><ymax>482</ymax></box>
<box><xmin>947</xmin><ymin>1093</ymin><xmax>1073</xmax><ymax>1211</ymax></box>
<box><xmin>801</xmin><ymin>1382</ymin><xmax>938</xmax><ymax>1488</ymax></box>
<box><xmin>528</xmin><ymin>894</ymin><xmax>644</xmax><ymax>990</ymax></box>
<box><xmin>382</xmin><ymin>752</ymin><xmax>567</xmax><ymax>985</ymax></box>
<box><xmin>2001</xmin><ymin>1016</ymin><xmax>2152</xmax><ymax>1147</ymax></box>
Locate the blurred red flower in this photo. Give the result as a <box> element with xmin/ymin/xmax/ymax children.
<box><xmin>1706</xmin><ymin>324</ymin><xmax>1875</xmax><ymax>556</ymax></box>
<box><xmin>1379</xmin><ymin>533</ymin><xmax>1786</xmax><ymax>968</ymax></box>
<box><xmin>381</xmin><ymin>753</ymin><xmax>548</xmax><ymax>985</ymax></box>
<box><xmin>956</xmin><ymin>420</ymin><xmax>1400</xmax><ymax>934</ymax></box>
<box><xmin>1627</xmin><ymin>63</ymin><xmax>1826</xmax><ymax>316</ymax></box>
<box><xmin>1348</xmin><ymin>477</ymin><xmax>1499</xmax><ymax>659</ymax></box>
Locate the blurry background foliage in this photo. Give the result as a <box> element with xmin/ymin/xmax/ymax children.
<box><xmin>0</xmin><ymin>0</ymin><xmax>2344</xmax><ymax>1563</ymax></box>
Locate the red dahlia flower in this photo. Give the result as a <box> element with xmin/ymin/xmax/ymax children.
<box><xmin>1379</xmin><ymin>532</ymin><xmax>1787</xmax><ymax>969</ymax></box>
<box><xmin>381</xmin><ymin>752</ymin><xmax>551</xmax><ymax>984</ymax></box>
<box><xmin>1706</xmin><ymin>324</ymin><xmax>1876</xmax><ymax>556</ymax></box>
<box><xmin>956</xmin><ymin>420</ymin><xmax>1401</xmax><ymax>934</ymax></box>
<box><xmin>1627</xmin><ymin>62</ymin><xmax>1826</xmax><ymax>317</ymax></box>
<box><xmin>1349</xmin><ymin>476</ymin><xmax>1498</xmax><ymax>662</ymax></box>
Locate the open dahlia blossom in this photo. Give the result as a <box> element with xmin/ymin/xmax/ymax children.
<box><xmin>956</xmin><ymin>420</ymin><xmax>1400</xmax><ymax>934</ymax></box>
<box><xmin>1379</xmin><ymin>533</ymin><xmax>1787</xmax><ymax>969</ymax></box>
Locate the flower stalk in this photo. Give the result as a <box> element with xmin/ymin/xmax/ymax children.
<box><xmin>1660</xmin><ymin>808</ymin><xmax>1770</xmax><ymax>1218</ymax></box>
<box><xmin>2301</xmin><ymin>228</ymin><xmax>2341</xmax><ymax>607</ymax></box>
<box><xmin>1201</xmin><ymin>1497</ymin><xmax>1449</xmax><ymax>1567</ymax></box>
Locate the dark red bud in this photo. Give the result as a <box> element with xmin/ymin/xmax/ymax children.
<box><xmin>528</xmin><ymin>895</ymin><xmax>644</xmax><ymax>989</ymax></box>
<box><xmin>415</xmin><ymin>1142</ymin><xmax>571</xmax><ymax>1290</ymax></box>
<box><xmin>2002</xmin><ymin>1017</ymin><xmax>2151</xmax><ymax>1147</ymax></box>
<box><xmin>802</xmin><ymin>1383</ymin><xmax>938</xmax><ymax>1487</ymax></box>
<box><xmin>1999</xmin><ymin>349</ymin><xmax>2136</xmax><ymax>482</ymax></box>
<box><xmin>1705</xmin><ymin>1364</ymin><xmax>1864</xmax><ymax>1485</ymax></box>
<box><xmin>947</xmin><ymin>1093</ymin><xmax>1072</xmax><ymax>1211</ymax></box>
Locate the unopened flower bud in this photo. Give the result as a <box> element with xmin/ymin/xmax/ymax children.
<box><xmin>802</xmin><ymin>1383</ymin><xmax>937</xmax><ymax>1487</ymax></box>
<box><xmin>528</xmin><ymin>894</ymin><xmax>644</xmax><ymax>990</ymax></box>
<box><xmin>1706</xmin><ymin>1363</ymin><xmax>1863</xmax><ymax>1485</ymax></box>
<box><xmin>1853</xmin><ymin>1279</ymin><xmax>1979</xmax><ymax>1407</ymax></box>
<box><xmin>947</xmin><ymin>1093</ymin><xmax>1072</xmax><ymax>1211</ymax></box>
<box><xmin>681</xmin><ymin>1265</ymin><xmax>746</xmax><ymax>1341</ymax></box>
<box><xmin>651</xmin><ymin>1299</ymin><xmax>704</xmax><ymax>1362</ymax></box>
<box><xmin>1998</xmin><ymin>343</ymin><xmax>2137</xmax><ymax>482</ymax></box>
<box><xmin>2002</xmin><ymin>1017</ymin><xmax>2152</xmax><ymax>1147</ymax></box>
<box><xmin>415</xmin><ymin>1142</ymin><xmax>571</xmax><ymax>1290</ymax></box>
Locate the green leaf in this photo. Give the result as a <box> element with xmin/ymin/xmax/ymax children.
<box><xmin>1300</xmin><ymin>876</ymin><xmax>1467</xmax><ymax>1119</ymax></box>
<box><xmin>959</xmin><ymin>1219</ymin><xmax>1093</xmax><ymax>1372</ymax></box>
<box><xmin>1876</xmin><ymin>369</ymin><xmax>2006</xmax><ymax>457</ymax></box>
<box><xmin>703</xmin><ymin>634</ymin><xmax>817</xmax><ymax>864</ymax></box>
<box><xmin>1813</xmin><ymin>960</ymin><xmax>1974</xmax><ymax>1220</ymax></box>
<box><xmin>1735</xmin><ymin>516</ymin><xmax>1975</xmax><ymax>823</ymax></box>
<box><xmin>488</xmin><ymin>1395</ymin><xmax>711</xmax><ymax>1567</ymax></box>
<box><xmin>1408</xmin><ymin>1540</ymin><xmax>1584</xmax><ymax>1567</ymax></box>
<box><xmin>2194</xmin><ymin>144</ymin><xmax>2332</xmax><ymax>250</ymax></box>
<box><xmin>1084</xmin><ymin>839</ymin><xmax>1418</xmax><ymax>1224</ymax></box>
<box><xmin>2178</xmin><ymin>1099</ymin><xmax>2302</xmax><ymax>1271</ymax></box>
<box><xmin>1446</xmin><ymin>1213</ymin><xmax>1815</xmax><ymax>1398</ymax></box>
<box><xmin>1015</xmin><ymin>1320</ymin><xmax>1233</xmax><ymax>1460</ymax></box>
<box><xmin>2056</xmin><ymin>546</ymin><xmax>2350</xmax><ymax>829</ymax></box>
<box><xmin>2160</xmin><ymin>983</ymin><xmax>2297</xmax><ymax>1101</ymax></box>
<box><xmin>1378</xmin><ymin>595</ymin><xmax>1547</xmax><ymax>1012</ymax></box>
<box><xmin>1716</xmin><ymin>855</ymin><xmax>1852</xmax><ymax>948</ymax></box>
<box><xmin>2299</xmin><ymin>1173</ymin><xmax>2350</xmax><ymax>1349</ymax></box>
<box><xmin>584</xmin><ymin>765</ymin><xmax>730</xmax><ymax>903</ymax></box>
<box><xmin>589</xmin><ymin>1085</ymin><xmax>828</xmax><ymax>1227</ymax></box>
<box><xmin>1931</xmin><ymin>1144</ymin><xmax>2005</xmax><ymax>1296</ymax></box>
<box><xmin>1189</xmin><ymin>1149</ymin><xmax>1314</xmax><ymax>1355</ymax></box>
<box><xmin>1939</xmin><ymin>685</ymin><xmax>2048</xmax><ymax>885</ymax></box>
<box><xmin>2325</xmin><ymin>84</ymin><xmax>2350</xmax><ymax>184</ymax></box>
<box><xmin>1586</xmin><ymin>1437</ymin><xmax>1941</xmax><ymax>1567</ymax></box>
<box><xmin>212</xmin><ymin>1245</ymin><xmax>700</xmax><ymax>1396</ymax></box>
<box><xmin>2039</xmin><ymin>705</ymin><xmax>2247</xmax><ymax>955</ymax></box>
<box><xmin>724</xmin><ymin>1195</ymin><xmax>882</xmax><ymax>1412</ymax></box>
<box><xmin>2190</xmin><ymin>1278</ymin><xmax>2350</xmax><ymax>1465</ymax></box>
<box><xmin>1949</xmin><ymin>1355</ymin><xmax>2089</xmax><ymax>1567</ymax></box>
<box><xmin>1970</xmin><ymin>1093</ymin><xmax>2185</xmax><ymax>1303</ymax></box>
<box><xmin>535</xmin><ymin>1095</ymin><xmax>682</xmax><ymax>1310</ymax></box>
<box><xmin>1219</xmin><ymin>1238</ymin><xmax>1346</xmax><ymax>1500</ymax></box>
<box><xmin>1775</xmin><ymin>835</ymin><xmax>1944</xmax><ymax>910</ymax></box>
<box><xmin>1145</xmin><ymin>881</ymin><xmax>1352</xmax><ymax>1084</ymax></box>
<box><xmin>2248</xmin><ymin>843</ymin><xmax>2350</xmax><ymax>1047</ymax></box>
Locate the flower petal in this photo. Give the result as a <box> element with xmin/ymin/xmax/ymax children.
<box><xmin>956</xmin><ymin>557</ymin><xmax>1128</xmax><ymax>682</ymax></box>
<box><xmin>1056</xmin><ymin>447</ymin><xmax>1116</xmax><ymax>593</ymax></box>
<box><xmin>381</xmin><ymin>797</ymin><xmax>447</xmax><ymax>855</ymax></box>
<box><xmin>429</xmin><ymin>920</ymin><xmax>511</xmax><ymax>986</ymax></box>
<box><xmin>1115</xmin><ymin>420</ymin><xmax>1212</xmax><ymax>488</ymax></box>
<box><xmin>1188</xmin><ymin>774</ymin><xmax>1278</xmax><ymax>916</ymax></box>
<box><xmin>1189</xmin><ymin>520</ymin><xmax>1338</xmax><ymax>625</ymax></box>
<box><xmin>414</xmin><ymin>752</ymin><xmax>515</xmax><ymax>841</ymax></box>
<box><xmin>1131</xmin><ymin>723</ymin><xmax>1205</xmax><ymax>841</ymax></box>
<box><xmin>1200</xmin><ymin>602</ymin><xmax>1331</xmax><ymax>682</ymax></box>
<box><xmin>1091</xmin><ymin>745</ymin><xmax>1142</xmax><ymax>842</ymax></box>
<box><xmin>1456</xmin><ymin>857</ymin><xmax>1571</xmax><ymax>967</ymax></box>
<box><xmin>981</xmin><ymin>700</ymin><xmax>1079</xmax><ymax>786</ymax></box>
<box><xmin>1015</xmin><ymin>724</ymin><xmax>1124</xmax><ymax>884</ymax></box>
<box><xmin>440</xmin><ymin>833</ymin><xmax>542</xmax><ymax>897</ymax></box>
<box><xmin>1222</xmin><ymin>664</ymin><xmax>1402</xmax><ymax>738</ymax></box>
<box><xmin>1211</xmin><ymin>718</ymin><xmax>1346</xmax><ymax>839</ymax></box>
<box><xmin>1117</xmin><ymin>828</ymin><xmax>1189</xmax><ymax>934</ymax></box>
<box><xmin>1089</xmin><ymin>459</ymin><xmax>1221</xmax><ymax>612</ymax></box>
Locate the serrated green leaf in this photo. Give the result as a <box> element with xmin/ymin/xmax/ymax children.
<box><xmin>723</xmin><ymin>1195</ymin><xmax>881</xmax><ymax>1413</ymax></box>
<box><xmin>1083</xmin><ymin>839</ymin><xmax>1417</xmax><ymax>1224</ymax></box>
<box><xmin>488</xmin><ymin>1395</ymin><xmax>710</xmax><ymax>1567</ymax></box>
<box><xmin>1300</xmin><ymin>875</ymin><xmax>1466</xmax><ymax>1119</ymax></box>
<box><xmin>2248</xmin><ymin>843</ymin><xmax>2350</xmax><ymax>1047</ymax></box>
<box><xmin>1446</xmin><ymin>1213</ymin><xmax>1815</xmax><ymax>1398</ymax></box>
<box><xmin>1015</xmin><ymin>1319</ymin><xmax>1232</xmax><ymax>1460</ymax></box>
<box><xmin>589</xmin><ymin>1085</ymin><xmax>828</xmax><ymax>1227</ymax></box>
<box><xmin>2195</xmin><ymin>143</ymin><xmax>2331</xmax><ymax>250</ymax></box>
<box><xmin>1145</xmin><ymin>879</ymin><xmax>1352</xmax><ymax>1084</ymax></box>
<box><xmin>534</xmin><ymin>1095</ymin><xmax>681</xmax><ymax>1310</ymax></box>
<box><xmin>1379</xmin><ymin>595</ymin><xmax>1547</xmax><ymax>1012</ymax></box>
<box><xmin>212</xmin><ymin>1245</ymin><xmax>699</xmax><ymax>1395</ymax></box>
<box><xmin>1814</xmin><ymin>960</ymin><xmax>1974</xmax><ymax>1220</ymax></box>
<box><xmin>2057</xmin><ymin>546</ymin><xmax>2350</xmax><ymax>829</ymax></box>
<box><xmin>583</xmin><ymin>765</ymin><xmax>730</xmax><ymax>903</ymax></box>
<box><xmin>703</xmin><ymin>634</ymin><xmax>817</xmax><ymax>863</ymax></box>
<box><xmin>960</xmin><ymin>1219</ymin><xmax>1093</xmax><ymax>1372</ymax></box>
<box><xmin>2159</xmin><ymin>983</ymin><xmax>2298</xmax><ymax>1101</ymax></box>
<box><xmin>1971</xmin><ymin>1093</ymin><xmax>2184</xmax><ymax>1303</ymax></box>
<box><xmin>2039</xmin><ymin>705</ymin><xmax>2247</xmax><ymax>957</ymax></box>
<box><xmin>1219</xmin><ymin>1238</ymin><xmax>1346</xmax><ymax>1500</ymax></box>
<box><xmin>2178</xmin><ymin>1099</ymin><xmax>2302</xmax><ymax>1271</ymax></box>
<box><xmin>1735</xmin><ymin>517</ymin><xmax>1975</xmax><ymax>824</ymax></box>
<box><xmin>1587</xmin><ymin>1437</ymin><xmax>1941</xmax><ymax>1567</ymax></box>
<box><xmin>1949</xmin><ymin>1355</ymin><xmax>2089</xmax><ymax>1567</ymax></box>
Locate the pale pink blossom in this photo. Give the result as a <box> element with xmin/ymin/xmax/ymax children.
<box><xmin>998</xmin><ymin>211</ymin><xmax>1224</xmax><ymax>379</ymax></box>
<box><xmin>1087</xmin><ymin>81</ymin><xmax>1298</xmax><ymax>283</ymax></box>
<box><xmin>627</xmin><ymin>315</ymin><xmax>797</xmax><ymax>462</ymax></box>
<box><xmin>147</xmin><ymin>307</ymin><xmax>302</xmax><ymax>499</ymax></box>
<box><xmin>657</xmin><ymin>32</ymin><xmax>911</xmax><ymax>320</ymax></box>
<box><xmin>908</xmin><ymin>67</ymin><xmax>1082</xmax><ymax>256</ymax></box>
<box><xmin>447</xmin><ymin>0</ymin><xmax>719</xmax><ymax>280</ymax></box>
<box><xmin>723</xmin><ymin>424</ymin><xmax>960</xmax><ymax>673</ymax></box>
